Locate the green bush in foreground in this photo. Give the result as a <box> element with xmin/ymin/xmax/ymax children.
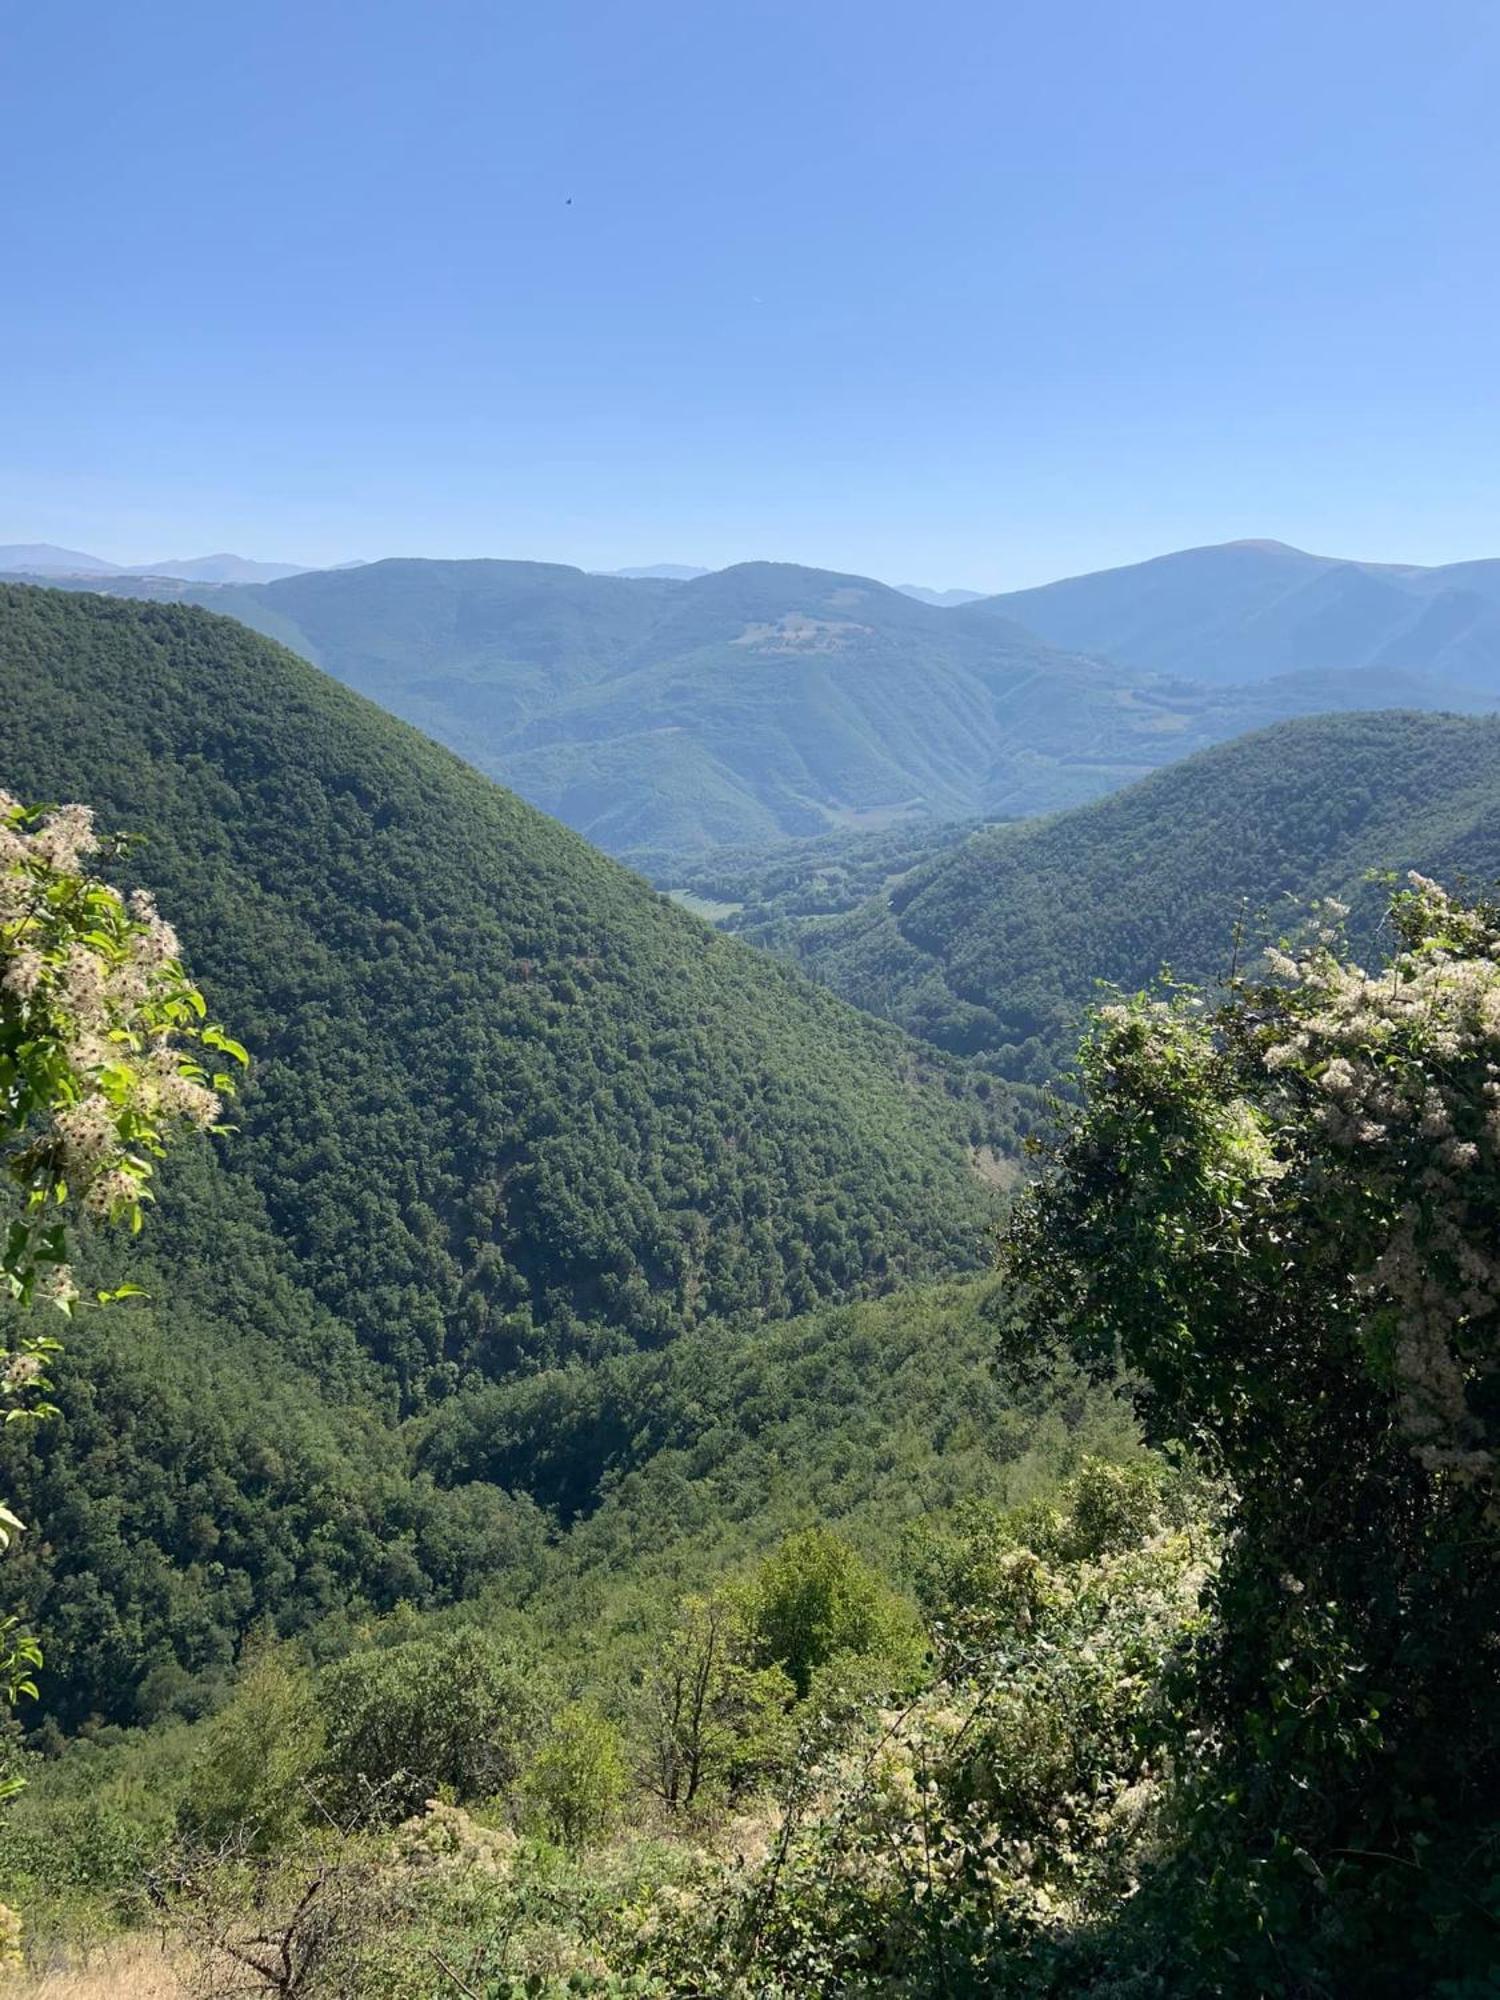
<box><xmin>525</xmin><ymin>1706</ymin><xmax>629</xmax><ymax>1857</ymax></box>
<box><xmin>1005</xmin><ymin>875</ymin><xmax>1500</xmax><ymax>1991</ymax></box>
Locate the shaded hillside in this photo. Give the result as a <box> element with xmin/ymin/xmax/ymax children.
<box><xmin>787</xmin><ymin>711</ymin><xmax>1500</xmax><ymax>1079</ymax></box>
<box><xmin>0</xmin><ymin>583</ymin><xmax>1006</xmax><ymax>1382</ymax></box>
<box><xmin>11</xmin><ymin>557</ymin><xmax>1487</xmax><ymax>866</ymax></box>
<box><xmin>979</xmin><ymin>538</ymin><xmax>1500</xmax><ymax>689</ymax></box>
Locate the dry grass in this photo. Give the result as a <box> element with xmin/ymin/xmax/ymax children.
<box><xmin>7</xmin><ymin>1936</ymin><xmax>191</xmax><ymax>1999</ymax></box>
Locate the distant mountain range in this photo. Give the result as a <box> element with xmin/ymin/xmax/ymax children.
<box><xmin>15</xmin><ymin>552</ymin><xmax>1487</xmax><ymax>865</ymax></box>
<box><xmin>4</xmin><ymin>538</ymin><xmax>1497</xmax><ymax>865</ymax></box>
<box><xmin>978</xmin><ymin>538</ymin><xmax>1500</xmax><ymax>688</ymax></box>
<box><xmin>0</xmin><ymin>545</ymin><xmax>984</xmax><ymax>602</ymax></box>
<box><xmin>0</xmin><ymin>543</ymin><xmax>308</xmax><ymax>584</ymax></box>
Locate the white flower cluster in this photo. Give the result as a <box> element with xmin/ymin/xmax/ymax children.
<box><xmin>2</xmin><ymin>793</ymin><xmax>227</xmax><ymax>1297</ymax></box>
<box><xmin>1262</xmin><ymin>874</ymin><xmax>1500</xmax><ymax>1483</ymax></box>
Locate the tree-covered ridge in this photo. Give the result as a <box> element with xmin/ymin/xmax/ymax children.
<box><xmin>785</xmin><ymin>710</ymin><xmax>1500</xmax><ymax>1079</ymax></box>
<box><xmin>0</xmin><ymin>584</ymin><xmax>1007</xmax><ymax>1392</ymax></box>
<box><xmin>10</xmin><ymin>558</ymin><xmax>1489</xmax><ymax>867</ymax></box>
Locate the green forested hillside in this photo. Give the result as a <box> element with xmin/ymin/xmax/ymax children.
<box><xmin>0</xmin><ymin>582</ymin><xmax>1020</xmax><ymax>1722</ymax></box>
<box><xmin>6</xmin><ymin>1262</ymin><xmax>1114</xmax><ymax>1731</ymax></box>
<box><xmin>785</xmin><ymin>711</ymin><xmax>1500</xmax><ymax>1077</ymax></box>
<box><xmin>13</xmin><ymin>558</ymin><xmax>1487</xmax><ymax>867</ymax></box>
<box><xmin>0</xmin><ymin>583</ymin><xmax>1004</xmax><ymax>1374</ymax></box>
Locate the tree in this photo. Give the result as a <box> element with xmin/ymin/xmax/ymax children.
<box><xmin>316</xmin><ymin>1627</ymin><xmax>541</xmax><ymax>1823</ymax></box>
<box><xmin>180</xmin><ymin>1645</ymin><xmax>324</xmax><ymax>1853</ymax></box>
<box><xmin>1004</xmin><ymin>877</ymin><xmax>1500</xmax><ymax>1981</ymax></box>
<box><xmin>642</xmin><ymin>1591</ymin><xmax>792</xmax><ymax>1809</ymax></box>
<box><xmin>747</xmin><ymin>1527</ymin><xmax>920</xmax><ymax>1699</ymax></box>
<box><xmin>0</xmin><ymin>793</ymin><xmax>243</xmax><ymax>1714</ymax></box>
<box><xmin>524</xmin><ymin>1703</ymin><xmax>627</xmax><ymax>1856</ymax></box>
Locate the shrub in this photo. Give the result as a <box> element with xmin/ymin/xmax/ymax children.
<box><xmin>317</xmin><ymin>1627</ymin><xmax>542</xmax><ymax>1824</ymax></box>
<box><xmin>179</xmin><ymin>1645</ymin><xmax>324</xmax><ymax>1852</ymax></box>
<box><xmin>525</xmin><ymin>1705</ymin><xmax>628</xmax><ymax>1856</ymax></box>
<box><xmin>746</xmin><ymin>1527</ymin><xmax>921</xmax><ymax>1698</ymax></box>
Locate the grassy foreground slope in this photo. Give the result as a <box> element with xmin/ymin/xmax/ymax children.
<box><xmin>789</xmin><ymin>710</ymin><xmax>1500</xmax><ymax>1077</ymax></box>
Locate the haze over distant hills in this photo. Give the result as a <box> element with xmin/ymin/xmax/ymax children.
<box><xmin>608</xmin><ymin>563</ymin><xmax>712</xmax><ymax>581</ymax></box>
<box><xmin>134</xmin><ymin>552</ymin><xmax>310</xmax><ymax>583</ymax></box>
<box><xmin>5</xmin><ymin>537</ymin><xmax>1497</xmax><ymax>866</ymax></box>
<box><xmin>0</xmin><ymin>542</ymin><xmax>124</xmax><ymax>575</ymax></box>
<box><xmin>0</xmin><ymin>542</ymin><xmax>307</xmax><ymax>583</ymax></box>
<box><xmin>895</xmin><ymin>584</ymin><xmax>987</xmax><ymax>608</ymax></box>
<box><xmin>979</xmin><ymin>539</ymin><xmax>1500</xmax><ymax>689</ymax></box>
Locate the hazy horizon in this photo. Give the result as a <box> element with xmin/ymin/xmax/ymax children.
<box><xmin>4</xmin><ymin>532</ymin><xmax>1500</xmax><ymax>600</ymax></box>
<box><xmin>4</xmin><ymin>0</ymin><xmax>1498</xmax><ymax>592</ymax></box>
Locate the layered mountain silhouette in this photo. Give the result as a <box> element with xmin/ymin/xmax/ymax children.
<box><xmin>6</xmin><ymin>550</ymin><xmax>1489</xmax><ymax>865</ymax></box>
<box><xmin>978</xmin><ymin>539</ymin><xmax>1500</xmax><ymax>689</ymax></box>
<box><xmin>0</xmin><ymin>543</ymin><xmax>307</xmax><ymax>583</ymax></box>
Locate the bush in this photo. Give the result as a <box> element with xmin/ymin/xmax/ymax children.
<box><xmin>525</xmin><ymin>1705</ymin><xmax>628</xmax><ymax>1856</ymax></box>
<box><xmin>180</xmin><ymin>1645</ymin><xmax>324</xmax><ymax>1852</ymax></box>
<box><xmin>317</xmin><ymin>1627</ymin><xmax>543</xmax><ymax>1824</ymax></box>
<box><xmin>746</xmin><ymin>1527</ymin><xmax>921</xmax><ymax>1698</ymax></box>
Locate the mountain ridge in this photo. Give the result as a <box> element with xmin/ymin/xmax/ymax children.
<box><xmin>779</xmin><ymin>708</ymin><xmax>1500</xmax><ymax>1078</ymax></box>
<box><xmin>977</xmin><ymin>538</ymin><xmax>1500</xmax><ymax>689</ymax></box>
<box><xmin>9</xmin><ymin>553</ymin><xmax>1493</xmax><ymax>867</ymax></box>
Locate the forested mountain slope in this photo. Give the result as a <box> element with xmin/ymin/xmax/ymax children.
<box><xmin>787</xmin><ymin>710</ymin><xmax>1500</xmax><ymax>1078</ymax></box>
<box><xmin>8</xmin><ymin>557</ymin><xmax>1486</xmax><ymax>866</ymax></box>
<box><xmin>0</xmin><ymin>584</ymin><xmax>1004</xmax><ymax>1378</ymax></box>
<box><xmin>0</xmin><ymin>582</ymin><xmax>1024</xmax><ymax>1722</ymax></box>
<box><xmin>979</xmin><ymin>538</ymin><xmax>1500</xmax><ymax>689</ymax></box>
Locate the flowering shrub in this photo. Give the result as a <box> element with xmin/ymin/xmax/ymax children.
<box><xmin>1003</xmin><ymin>877</ymin><xmax>1500</xmax><ymax>1987</ymax></box>
<box><xmin>611</xmin><ymin>1461</ymin><xmax>1206</xmax><ymax>1997</ymax></box>
<box><xmin>1</xmin><ymin>793</ymin><xmax>245</xmax><ymax>1302</ymax></box>
<box><xmin>0</xmin><ymin>792</ymin><xmax>244</xmax><ymax>1712</ymax></box>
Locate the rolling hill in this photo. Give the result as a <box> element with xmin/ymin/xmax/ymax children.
<box><xmin>8</xmin><ymin>555</ymin><xmax>1491</xmax><ymax>868</ymax></box>
<box><xmin>782</xmin><ymin>710</ymin><xmax>1500</xmax><ymax>1079</ymax></box>
<box><xmin>0</xmin><ymin>582</ymin><xmax>1013</xmax><ymax>1720</ymax></box>
<box><xmin>978</xmin><ymin>538</ymin><xmax>1500</xmax><ymax>690</ymax></box>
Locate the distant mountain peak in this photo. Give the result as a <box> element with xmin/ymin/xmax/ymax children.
<box><xmin>128</xmin><ymin>553</ymin><xmax>309</xmax><ymax>584</ymax></box>
<box><xmin>0</xmin><ymin>542</ymin><xmax>121</xmax><ymax>575</ymax></box>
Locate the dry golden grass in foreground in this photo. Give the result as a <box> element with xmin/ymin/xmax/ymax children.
<box><xmin>6</xmin><ymin>1937</ymin><xmax>190</xmax><ymax>1999</ymax></box>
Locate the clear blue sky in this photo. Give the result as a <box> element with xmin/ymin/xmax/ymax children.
<box><xmin>2</xmin><ymin>0</ymin><xmax>1497</xmax><ymax>589</ymax></box>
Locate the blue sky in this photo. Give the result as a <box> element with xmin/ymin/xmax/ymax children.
<box><xmin>2</xmin><ymin>0</ymin><xmax>1497</xmax><ymax>589</ymax></box>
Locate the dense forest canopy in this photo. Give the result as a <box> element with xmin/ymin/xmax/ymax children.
<box><xmin>0</xmin><ymin>582</ymin><xmax>1022</xmax><ymax>1726</ymax></box>
<box><xmin>0</xmin><ymin>584</ymin><xmax>1006</xmax><ymax>1389</ymax></box>
<box><xmin>779</xmin><ymin>710</ymin><xmax>1500</xmax><ymax>1079</ymax></box>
